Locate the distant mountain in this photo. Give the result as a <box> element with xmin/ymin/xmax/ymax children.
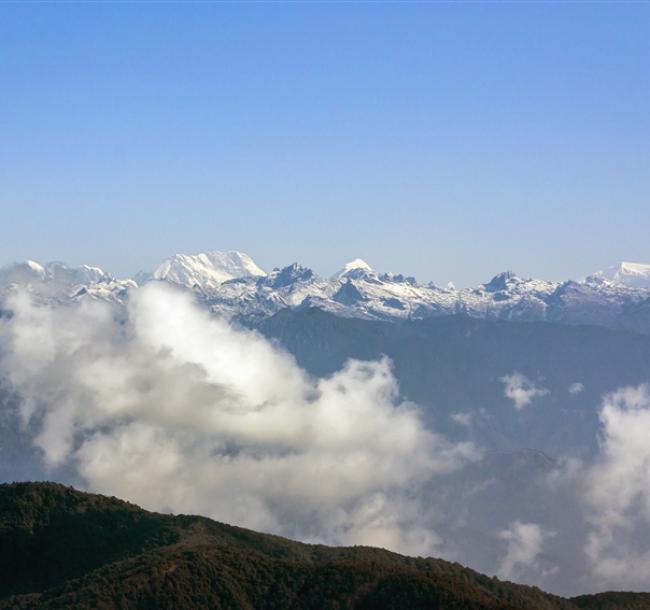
<box><xmin>0</xmin><ymin>260</ymin><xmax>48</xmax><ymax>285</ymax></box>
<box><xmin>0</xmin><ymin>260</ymin><xmax>134</xmax><ymax>304</ymax></box>
<box><xmin>151</xmin><ymin>250</ymin><xmax>266</xmax><ymax>290</ymax></box>
<box><xmin>586</xmin><ymin>261</ymin><xmax>650</xmax><ymax>289</ymax></box>
<box><xmin>0</xmin><ymin>482</ymin><xmax>644</xmax><ymax>610</ymax></box>
<box><xmin>0</xmin><ymin>260</ymin><xmax>109</xmax><ymax>286</ymax></box>
<box><xmin>1</xmin><ymin>252</ymin><xmax>650</xmax><ymax>334</ymax></box>
<box><xmin>44</xmin><ymin>261</ymin><xmax>109</xmax><ymax>285</ymax></box>
<box><xmin>333</xmin><ymin>258</ymin><xmax>376</xmax><ymax>279</ymax></box>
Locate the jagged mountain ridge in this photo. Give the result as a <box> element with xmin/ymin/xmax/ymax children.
<box><xmin>1</xmin><ymin>252</ymin><xmax>650</xmax><ymax>334</ymax></box>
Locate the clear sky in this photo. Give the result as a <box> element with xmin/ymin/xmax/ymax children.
<box><xmin>1</xmin><ymin>2</ymin><xmax>649</xmax><ymax>286</ymax></box>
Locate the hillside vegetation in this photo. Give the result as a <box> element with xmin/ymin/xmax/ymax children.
<box><xmin>0</xmin><ymin>483</ymin><xmax>647</xmax><ymax>610</ymax></box>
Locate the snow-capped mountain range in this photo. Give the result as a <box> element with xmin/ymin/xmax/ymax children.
<box><xmin>2</xmin><ymin>251</ymin><xmax>650</xmax><ymax>334</ymax></box>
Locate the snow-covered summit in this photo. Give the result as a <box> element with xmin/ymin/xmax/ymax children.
<box><xmin>0</xmin><ymin>259</ymin><xmax>132</xmax><ymax>304</ymax></box>
<box><xmin>24</xmin><ymin>260</ymin><xmax>46</xmax><ymax>274</ymax></box>
<box><xmin>586</xmin><ymin>261</ymin><xmax>650</xmax><ymax>290</ymax></box>
<box><xmin>152</xmin><ymin>250</ymin><xmax>266</xmax><ymax>290</ymax></box>
<box><xmin>264</xmin><ymin>263</ymin><xmax>314</xmax><ymax>289</ymax></box>
<box><xmin>0</xmin><ymin>260</ymin><xmax>112</xmax><ymax>286</ymax></box>
<box><xmin>333</xmin><ymin>258</ymin><xmax>374</xmax><ymax>280</ymax></box>
<box><xmin>45</xmin><ymin>262</ymin><xmax>109</xmax><ymax>285</ymax></box>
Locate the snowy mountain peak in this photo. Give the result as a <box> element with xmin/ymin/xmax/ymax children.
<box><xmin>45</xmin><ymin>262</ymin><xmax>109</xmax><ymax>285</ymax></box>
<box><xmin>0</xmin><ymin>259</ymin><xmax>134</xmax><ymax>305</ymax></box>
<box><xmin>152</xmin><ymin>250</ymin><xmax>266</xmax><ymax>290</ymax></box>
<box><xmin>483</xmin><ymin>271</ymin><xmax>519</xmax><ymax>292</ymax></box>
<box><xmin>266</xmin><ymin>263</ymin><xmax>314</xmax><ymax>288</ymax></box>
<box><xmin>25</xmin><ymin>260</ymin><xmax>46</xmax><ymax>274</ymax></box>
<box><xmin>0</xmin><ymin>260</ymin><xmax>47</xmax><ymax>285</ymax></box>
<box><xmin>333</xmin><ymin>258</ymin><xmax>374</xmax><ymax>279</ymax></box>
<box><xmin>587</xmin><ymin>261</ymin><xmax>650</xmax><ymax>289</ymax></box>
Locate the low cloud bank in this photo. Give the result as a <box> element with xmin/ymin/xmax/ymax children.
<box><xmin>0</xmin><ymin>283</ymin><xmax>477</xmax><ymax>556</ymax></box>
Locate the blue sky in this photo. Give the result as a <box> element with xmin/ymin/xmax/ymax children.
<box><xmin>1</xmin><ymin>2</ymin><xmax>648</xmax><ymax>286</ymax></box>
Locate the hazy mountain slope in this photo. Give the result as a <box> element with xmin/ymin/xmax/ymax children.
<box><xmin>618</xmin><ymin>296</ymin><xmax>650</xmax><ymax>335</ymax></box>
<box><xmin>258</xmin><ymin>309</ymin><xmax>650</xmax><ymax>455</ymax></box>
<box><xmin>1</xmin><ymin>482</ymin><xmax>641</xmax><ymax>610</ymax></box>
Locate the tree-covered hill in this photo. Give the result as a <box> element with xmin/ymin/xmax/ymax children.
<box><xmin>1</xmin><ymin>483</ymin><xmax>648</xmax><ymax>610</ymax></box>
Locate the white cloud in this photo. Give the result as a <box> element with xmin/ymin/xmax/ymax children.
<box><xmin>0</xmin><ymin>283</ymin><xmax>479</xmax><ymax>557</ymax></box>
<box><xmin>497</xmin><ymin>521</ymin><xmax>554</xmax><ymax>580</ymax></box>
<box><xmin>582</xmin><ymin>384</ymin><xmax>650</xmax><ymax>589</ymax></box>
<box><xmin>499</xmin><ymin>372</ymin><xmax>549</xmax><ymax>410</ymax></box>
<box><xmin>568</xmin><ymin>382</ymin><xmax>585</xmax><ymax>395</ymax></box>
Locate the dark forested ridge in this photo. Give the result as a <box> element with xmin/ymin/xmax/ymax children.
<box><xmin>0</xmin><ymin>483</ymin><xmax>647</xmax><ymax>610</ymax></box>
